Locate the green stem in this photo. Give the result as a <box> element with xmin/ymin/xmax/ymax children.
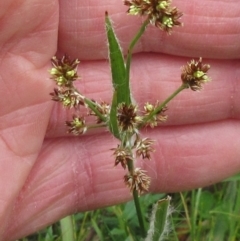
<box><xmin>141</xmin><ymin>83</ymin><xmax>188</xmax><ymax>128</ymax></box>
<box><xmin>87</xmin><ymin>123</ymin><xmax>106</xmax><ymax>129</ymax></box>
<box><xmin>84</xmin><ymin>98</ymin><xmax>107</xmax><ymax>123</ymax></box>
<box><xmin>126</xmin><ymin>19</ymin><xmax>149</xmax><ymax>86</ymax></box>
<box><xmin>126</xmin><ymin>156</ymin><xmax>146</xmax><ymax>238</ymax></box>
<box><xmin>60</xmin><ymin>215</ymin><xmax>75</xmax><ymax>241</ymax></box>
<box><xmin>133</xmin><ymin>188</ymin><xmax>146</xmax><ymax>237</ymax></box>
<box><xmin>73</xmin><ymin>89</ymin><xmax>107</xmax><ymax>123</ymax></box>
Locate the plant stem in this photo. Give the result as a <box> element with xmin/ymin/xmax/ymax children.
<box><xmin>87</xmin><ymin>123</ymin><xmax>106</xmax><ymax>129</ymax></box>
<box><xmin>126</xmin><ymin>19</ymin><xmax>149</xmax><ymax>85</ymax></box>
<box><xmin>126</xmin><ymin>152</ymin><xmax>146</xmax><ymax>238</ymax></box>
<box><xmin>84</xmin><ymin>98</ymin><xmax>107</xmax><ymax>122</ymax></box>
<box><xmin>133</xmin><ymin>188</ymin><xmax>146</xmax><ymax>237</ymax></box>
<box><xmin>141</xmin><ymin>83</ymin><xmax>188</xmax><ymax>127</ymax></box>
<box><xmin>74</xmin><ymin>89</ymin><xmax>107</xmax><ymax>123</ymax></box>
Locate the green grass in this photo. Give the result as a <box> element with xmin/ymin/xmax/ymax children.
<box><xmin>20</xmin><ymin>173</ymin><xmax>240</xmax><ymax>241</ymax></box>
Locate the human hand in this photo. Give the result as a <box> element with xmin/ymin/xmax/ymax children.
<box><xmin>1</xmin><ymin>0</ymin><xmax>240</xmax><ymax>240</ymax></box>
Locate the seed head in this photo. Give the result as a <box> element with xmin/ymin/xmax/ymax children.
<box><xmin>144</xmin><ymin>102</ymin><xmax>168</xmax><ymax>128</ymax></box>
<box><xmin>65</xmin><ymin>115</ymin><xmax>87</xmax><ymax>135</ymax></box>
<box><xmin>112</xmin><ymin>145</ymin><xmax>133</xmax><ymax>169</ymax></box>
<box><xmin>135</xmin><ymin>137</ymin><xmax>155</xmax><ymax>159</ymax></box>
<box><xmin>50</xmin><ymin>88</ymin><xmax>83</xmax><ymax>108</ymax></box>
<box><xmin>124</xmin><ymin>168</ymin><xmax>151</xmax><ymax>195</ymax></box>
<box><xmin>50</xmin><ymin>55</ymin><xmax>80</xmax><ymax>87</ymax></box>
<box><xmin>124</xmin><ymin>0</ymin><xmax>182</xmax><ymax>33</ymax></box>
<box><xmin>181</xmin><ymin>57</ymin><xmax>211</xmax><ymax>91</ymax></box>
<box><xmin>117</xmin><ymin>103</ymin><xmax>142</xmax><ymax>133</ymax></box>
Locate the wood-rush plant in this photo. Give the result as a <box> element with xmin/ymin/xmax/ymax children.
<box><xmin>49</xmin><ymin>0</ymin><xmax>211</xmax><ymax>239</ymax></box>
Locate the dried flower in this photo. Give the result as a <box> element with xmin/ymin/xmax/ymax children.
<box><xmin>50</xmin><ymin>88</ymin><xmax>84</xmax><ymax>108</ymax></box>
<box><xmin>181</xmin><ymin>57</ymin><xmax>211</xmax><ymax>91</ymax></box>
<box><xmin>66</xmin><ymin>115</ymin><xmax>87</xmax><ymax>135</ymax></box>
<box><xmin>117</xmin><ymin>103</ymin><xmax>142</xmax><ymax>133</ymax></box>
<box><xmin>135</xmin><ymin>137</ymin><xmax>155</xmax><ymax>159</ymax></box>
<box><xmin>124</xmin><ymin>168</ymin><xmax>151</xmax><ymax>195</ymax></box>
<box><xmin>112</xmin><ymin>145</ymin><xmax>133</xmax><ymax>169</ymax></box>
<box><xmin>124</xmin><ymin>0</ymin><xmax>182</xmax><ymax>33</ymax></box>
<box><xmin>50</xmin><ymin>55</ymin><xmax>80</xmax><ymax>87</ymax></box>
<box><xmin>144</xmin><ymin>102</ymin><xmax>167</xmax><ymax>127</ymax></box>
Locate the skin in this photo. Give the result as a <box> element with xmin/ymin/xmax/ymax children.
<box><xmin>0</xmin><ymin>0</ymin><xmax>240</xmax><ymax>240</ymax></box>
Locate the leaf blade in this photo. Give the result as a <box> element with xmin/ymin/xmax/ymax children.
<box><xmin>145</xmin><ymin>196</ymin><xmax>172</xmax><ymax>241</ymax></box>
<box><xmin>105</xmin><ymin>12</ymin><xmax>131</xmax><ymax>105</ymax></box>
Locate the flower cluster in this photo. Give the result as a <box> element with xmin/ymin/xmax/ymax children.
<box><xmin>50</xmin><ymin>55</ymin><xmax>80</xmax><ymax>87</ymax></box>
<box><xmin>117</xmin><ymin>103</ymin><xmax>142</xmax><ymax>133</ymax></box>
<box><xmin>135</xmin><ymin>137</ymin><xmax>155</xmax><ymax>159</ymax></box>
<box><xmin>50</xmin><ymin>55</ymin><xmax>109</xmax><ymax>136</ymax></box>
<box><xmin>181</xmin><ymin>57</ymin><xmax>211</xmax><ymax>91</ymax></box>
<box><xmin>50</xmin><ymin>55</ymin><xmax>84</xmax><ymax>109</ymax></box>
<box><xmin>112</xmin><ymin>145</ymin><xmax>133</xmax><ymax>169</ymax></box>
<box><xmin>143</xmin><ymin>102</ymin><xmax>168</xmax><ymax>128</ymax></box>
<box><xmin>113</xmin><ymin>134</ymin><xmax>154</xmax><ymax>194</ymax></box>
<box><xmin>65</xmin><ymin>115</ymin><xmax>87</xmax><ymax>135</ymax></box>
<box><xmin>50</xmin><ymin>88</ymin><xmax>83</xmax><ymax>108</ymax></box>
<box><xmin>124</xmin><ymin>0</ymin><xmax>182</xmax><ymax>33</ymax></box>
<box><xmin>124</xmin><ymin>168</ymin><xmax>151</xmax><ymax>195</ymax></box>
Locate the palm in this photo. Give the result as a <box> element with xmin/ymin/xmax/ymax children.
<box><xmin>1</xmin><ymin>0</ymin><xmax>239</xmax><ymax>240</ymax></box>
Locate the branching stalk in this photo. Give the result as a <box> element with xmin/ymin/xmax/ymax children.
<box><xmin>140</xmin><ymin>83</ymin><xmax>188</xmax><ymax>128</ymax></box>
<box><xmin>84</xmin><ymin>98</ymin><xmax>107</xmax><ymax>123</ymax></box>
<box><xmin>133</xmin><ymin>189</ymin><xmax>146</xmax><ymax>237</ymax></box>
<box><xmin>86</xmin><ymin>123</ymin><xmax>107</xmax><ymax>130</ymax></box>
<box><xmin>126</xmin><ymin>19</ymin><xmax>149</xmax><ymax>84</ymax></box>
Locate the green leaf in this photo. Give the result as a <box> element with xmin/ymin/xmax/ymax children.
<box><xmin>105</xmin><ymin>11</ymin><xmax>131</xmax><ymax>105</ymax></box>
<box><xmin>145</xmin><ymin>196</ymin><xmax>172</xmax><ymax>241</ymax></box>
<box><xmin>109</xmin><ymin>90</ymin><xmax>120</xmax><ymax>138</ymax></box>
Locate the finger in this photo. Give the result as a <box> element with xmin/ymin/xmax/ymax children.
<box><xmin>57</xmin><ymin>0</ymin><xmax>240</xmax><ymax>59</ymax></box>
<box><xmin>4</xmin><ymin>119</ymin><xmax>240</xmax><ymax>239</ymax></box>
<box><xmin>46</xmin><ymin>54</ymin><xmax>240</xmax><ymax>137</ymax></box>
<box><xmin>0</xmin><ymin>0</ymin><xmax>58</xmax><ymax>237</ymax></box>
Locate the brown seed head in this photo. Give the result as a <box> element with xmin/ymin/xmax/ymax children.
<box><xmin>124</xmin><ymin>168</ymin><xmax>151</xmax><ymax>195</ymax></box>
<box><xmin>112</xmin><ymin>145</ymin><xmax>133</xmax><ymax>169</ymax></box>
<box><xmin>117</xmin><ymin>103</ymin><xmax>142</xmax><ymax>133</ymax></box>
<box><xmin>135</xmin><ymin>137</ymin><xmax>155</xmax><ymax>159</ymax></box>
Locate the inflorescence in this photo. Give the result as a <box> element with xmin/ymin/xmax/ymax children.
<box><xmin>49</xmin><ymin>54</ymin><xmax>210</xmax><ymax>195</ymax></box>
<box><xmin>124</xmin><ymin>0</ymin><xmax>183</xmax><ymax>33</ymax></box>
<box><xmin>49</xmin><ymin>1</ymin><xmax>211</xmax><ymax>196</ymax></box>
